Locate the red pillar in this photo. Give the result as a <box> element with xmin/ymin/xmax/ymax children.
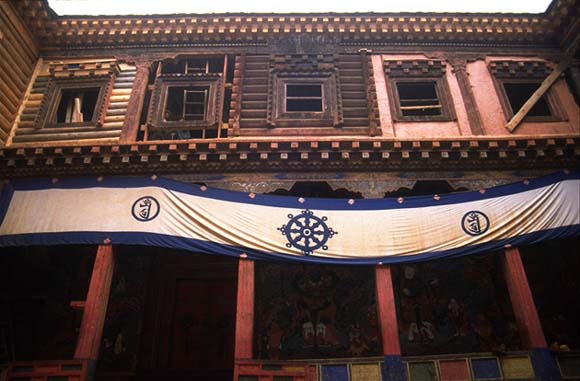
<box><xmin>375</xmin><ymin>265</ymin><xmax>401</xmax><ymax>355</ymax></box>
<box><xmin>234</xmin><ymin>258</ymin><xmax>255</xmax><ymax>360</ymax></box>
<box><xmin>503</xmin><ymin>247</ymin><xmax>562</xmax><ymax>380</ymax></box>
<box><xmin>503</xmin><ymin>247</ymin><xmax>547</xmax><ymax>349</ymax></box>
<box><xmin>376</xmin><ymin>265</ymin><xmax>405</xmax><ymax>381</ymax></box>
<box><xmin>74</xmin><ymin>244</ymin><xmax>116</xmax><ymax>378</ymax></box>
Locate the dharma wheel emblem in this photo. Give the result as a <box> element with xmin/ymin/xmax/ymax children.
<box><xmin>461</xmin><ymin>210</ymin><xmax>490</xmax><ymax>236</ymax></box>
<box><xmin>278</xmin><ymin>209</ymin><xmax>337</xmax><ymax>255</ymax></box>
<box><xmin>131</xmin><ymin>196</ymin><xmax>160</xmax><ymax>222</ymax></box>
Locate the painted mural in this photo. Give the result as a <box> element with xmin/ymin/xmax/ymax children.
<box><xmin>255</xmin><ymin>263</ymin><xmax>381</xmax><ymax>360</ymax></box>
<box><xmin>393</xmin><ymin>253</ymin><xmax>521</xmax><ymax>356</ymax></box>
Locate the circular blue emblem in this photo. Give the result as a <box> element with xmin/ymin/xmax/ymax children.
<box><xmin>131</xmin><ymin>196</ymin><xmax>160</xmax><ymax>222</ymax></box>
<box><xmin>278</xmin><ymin>209</ymin><xmax>337</xmax><ymax>255</ymax></box>
<box><xmin>461</xmin><ymin>211</ymin><xmax>490</xmax><ymax>236</ymax></box>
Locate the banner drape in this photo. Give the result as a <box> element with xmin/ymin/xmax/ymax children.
<box><xmin>1</xmin><ymin>171</ymin><xmax>578</xmax><ymax>264</ymax></box>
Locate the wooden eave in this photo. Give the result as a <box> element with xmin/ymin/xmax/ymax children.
<box><xmin>8</xmin><ymin>0</ymin><xmax>579</xmax><ymax>50</ymax></box>
<box><xmin>0</xmin><ymin>136</ymin><xmax>578</xmax><ymax>178</ymax></box>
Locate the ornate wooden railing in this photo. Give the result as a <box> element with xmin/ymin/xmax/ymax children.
<box><xmin>235</xmin><ymin>351</ymin><xmax>580</xmax><ymax>381</ymax></box>
<box><xmin>6</xmin><ymin>360</ymin><xmax>88</xmax><ymax>381</ymax></box>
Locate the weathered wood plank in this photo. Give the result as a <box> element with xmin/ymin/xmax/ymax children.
<box><xmin>0</xmin><ymin>1</ymin><xmax>38</xmax><ymax>62</ymax></box>
<box><xmin>12</xmin><ymin>129</ymin><xmax>122</xmax><ymax>143</ymax></box>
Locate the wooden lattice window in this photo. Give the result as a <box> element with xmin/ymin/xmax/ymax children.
<box><xmin>384</xmin><ymin>60</ymin><xmax>456</xmax><ymax>122</ymax></box>
<box><xmin>164</xmin><ymin>86</ymin><xmax>210</xmax><ymax>122</ymax></box>
<box><xmin>146</xmin><ymin>56</ymin><xmax>232</xmax><ymax>140</ymax></box>
<box><xmin>269</xmin><ymin>74</ymin><xmax>342</xmax><ymax>128</ymax></box>
<box><xmin>147</xmin><ymin>76</ymin><xmax>221</xmax><ymax>139</ymax></box>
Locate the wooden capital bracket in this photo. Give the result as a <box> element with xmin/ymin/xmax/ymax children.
<box><xmin>505</xmin><ymin>59</ymin><xmax>570</xmax><ymax>132</ymax></box>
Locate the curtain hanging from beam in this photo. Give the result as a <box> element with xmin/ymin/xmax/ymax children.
<box><xmin>0</xmin><ymin>171</ymin><xmax>578</xmax><ymax>265</ymax></box>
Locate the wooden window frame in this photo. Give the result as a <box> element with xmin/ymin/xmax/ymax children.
<box><xmin>147</xmin><ymin>74</ymin><xmax>222</xmax><ymax>132</ymax></box>
<box><xmin>387</xmin><ymin>77</ymin><xmax>456</xmax><ymax>122</ymax></box>
<box><xmin>37</xmin><ymin>78</ymin><xmax>111</xmax><ymax>129</ymax></box>
<box><xmin>269</xmin><ymin>73</ymin><xmax>342</xmax><ymax>128</ymax></box>
<box><xmin>493</xmin><ymin>78</ymin><xmax>565</xmax><ymax>123</ymax></box>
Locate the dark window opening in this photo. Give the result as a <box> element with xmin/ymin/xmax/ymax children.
<box><xmin>396</xmin><ymin>82</ymin><xmax>442</xmax><ymax>116</ymax></box>
<box><xmin>162</xmin><ymin>58</ymin><xmax>224</xmax><ymax>75</ymax></box>
<box><xmin>503</xmin><ymin>83</ymin><xmax>552</xmax><ymax>117</ymax></box>
<box><xmin>164</xmin><ymin>86</ymin><xmax>209</xmax><ymax>122</ymax></box>
<box><xmin>56</xmin><ymin>88</ymin><xmax>100</xmax><ymax>123</ymax></box>
<box><xmin>285</xmin><ymin>84</ymin><xmax>323</xmax><ymax>112</ymax></box>
<box><xmin>268</xmin><ymin>181</ymin><xmax>362</xmax><ymax>199</ymax></box>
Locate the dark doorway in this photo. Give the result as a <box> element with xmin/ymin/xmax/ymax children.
<box><xmin>137</xmin><ymin>251</ymin><xmax>238</xmax><ymax>381</ymax></box>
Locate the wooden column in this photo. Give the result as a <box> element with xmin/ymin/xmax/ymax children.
<box><xmin>119</xmin><ymin>62</ymin><xmax>151</xmax><ymax>143</ymax></box>
<box><xmin>503</xmin><ymin>246</ymin><xmax>547</xmax><ymax>349</ymax></box>
<box><xmin>376</xmin><ymin>265</ymin><xmax>405</xmax><ymax>381</ymax></box>
<box><xmin>234</xmin><ymin>258</ymin><xmax>255</xmax><ymax>360</ymax></box>
<box><xmin>503</xmin><ymin>247</ymin><xmax>562</xmax><ymax>380</ymax></box>
<box><xmin>74</xmin><ymin>244</ymin><xmax>116</xmax><ymax>379</ymax></box>
<box><xmin>375</xmin><ymin>265</ymin><xmax>401</xmax><ymax>355</ymax></box>
<box><xmin>450</xmin><ymin>58</ymin><xmax>485</xmax><ymax>135</ymax></box>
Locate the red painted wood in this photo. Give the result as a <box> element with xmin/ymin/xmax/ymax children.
<box><xmin>503</xmin><ymin>247</ymin><xmax>547</xmax><ymax>349</ymax></box>
<box><xmin>234</xmin><ymin>258</ymin><xmax>255</xmax><ymax>360</ymax></box>
<box><xmin>74</xmin><ymin>244</ymin><xmax>116</xmax><ymax>360</ymax></box>
<box><xmin>375</xmin><ymin>265</ymin><xmax>402</xmax><ymax>355</ymax></box>
<box><xmin>7</xmin><ymin>360</ymin><xmax>88</xmax><ymax>381</ymax></box>
<box><xmin>439</xmin><ymin>360</ymin><xmax>470</xmax><ymax>380</ymax></box>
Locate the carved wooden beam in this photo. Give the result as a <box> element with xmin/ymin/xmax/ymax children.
<box><xmin>505</xmin><ymin>59</ymin><xmax>570</xmax><ymax>132</ymax></box>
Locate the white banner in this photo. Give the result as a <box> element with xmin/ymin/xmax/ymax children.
<box><xmin>0</xmin><ymin>172</ymin><xmax>578</xmax><ymax>264</ymax></box>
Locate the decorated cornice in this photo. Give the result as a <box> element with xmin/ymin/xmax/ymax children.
<box><xmin>0</xmin><ymin>136</ymin><xmax>578</xmax><ymax>178</ymax></box>
<box><xmin>8</xmin><ymin>0</ymin><xmax>579</xmax><ymax>51</ymax></box>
